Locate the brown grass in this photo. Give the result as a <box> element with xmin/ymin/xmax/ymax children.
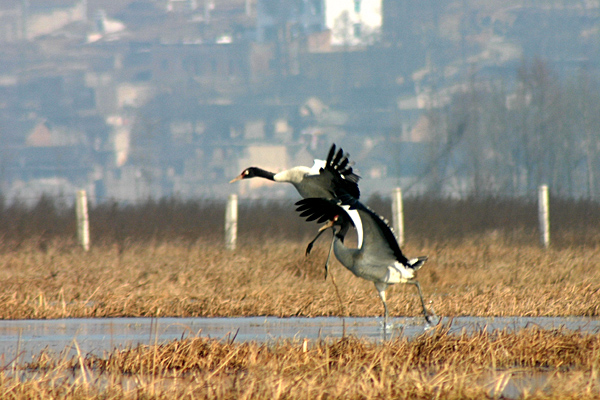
<box><xmin>1</xmin><ymin>196</ymin><xmax>600</xmax><ymax>399</ymax></box>
<box><xmin>3</xmin><ymin>327</ymin><xmax>599</xmax><ymax>399</ymax></box>
<box><xmin>0</xmin><ymin>233</ymin><xmax>599</xmax><ymax>319</ymax></box>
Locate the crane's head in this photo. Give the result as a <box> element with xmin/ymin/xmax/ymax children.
<box><xmin>230</xmin><ymin>167</ymin><xmax>264</xmax><ymax>183</ymax></box>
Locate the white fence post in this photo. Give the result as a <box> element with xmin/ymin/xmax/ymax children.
<box><xmin>76</xmin><ymin>190</ymin><xmax>90</xmax><ymax>251</ymax></box>
<box><xmin>392</xmin><ymin>187</ymin><xmax>405</xmax><ymax>246</ymax></box>
<box><xmin>538</xmin><ymin>184</ymin><xmax>550</xmax><ymax>248</ymax></box>
<box><xmin>225</xmin><ymin>194</ymin><xmax>238</xmax><ymax>250</ymax></box>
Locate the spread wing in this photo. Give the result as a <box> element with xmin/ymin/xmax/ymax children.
<box><xmin>300</xmin><ymin>144</ymin><xmax>361</xmax><ymax>200</ymax></box>
<box><xmin>295</xmin><ymin>196</ymin><xmax>364</xmax><ymax>248</ymax></box>
<box><xmin>323</xmin><ymin>144</ymin><xmax>360</xmax><ymax>198</ymax></box>
<box><xmin>338</xmin><ymin>194</ymin><xmax>409</xmax><ymax>266</ymax></box>
<box><xmin>295</xmin><ymin>197</ymin><xmax>345</xmax><ymax>224</ymax></box>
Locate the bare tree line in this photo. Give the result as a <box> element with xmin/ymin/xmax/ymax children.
<box><xmin>422</xmin><ymin>58</ymin><xmax>600</xmax><ymax>199</ymax></box>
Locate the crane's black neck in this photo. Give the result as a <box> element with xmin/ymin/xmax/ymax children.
<box><xmin>247</xmin><ymin>167</ymin><xmax>276</xmax><ymax>181</ymax></box>
<box><xmin>334</xmin><ymin>219</ymin><xmax>351</xmax><ymax>243</ymax></box>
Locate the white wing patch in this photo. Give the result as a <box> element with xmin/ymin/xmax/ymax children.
<box><xmin>309</xmin><ymin>159</ymin><xmax>326</xmax><ymax>175</ymax></box>
<box><xmin>343</xmin><ymin>206</ymin><xmax>363</xmax><ymax>248</ymax></box>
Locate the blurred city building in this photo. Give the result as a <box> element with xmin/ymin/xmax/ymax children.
<box><xmin>0</xmin><ymin>0</ymin><xmax>599</xmax><ymax>203</ymax></box>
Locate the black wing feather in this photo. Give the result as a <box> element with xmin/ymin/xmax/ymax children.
<box><xmin>295</xmin><ymin>198</ymin><xmax>344</xmax><ymax>223</ymax></box>
<box><xmin>326</xmin><ymin>144</ymin><xmax>337</xmax><ymax>167</ymax></box>
<box><xmin>332</xmin><ymin>147</ymin><xmax>344</xmax><ymax>166</ymax></box>
<box><xmin>337</xmin><ymin>194</ymin><xmax>410</xmax><ymax>265</ymax></box>
<box><xmin>338</xmin><ymin>156</ymin><xmax>349</xmax><ymax>171</ymax></box>
<box><xmin>322</xmin><ymin>144</ymin><xmax>361</xmax><ymax>199</ymax></box>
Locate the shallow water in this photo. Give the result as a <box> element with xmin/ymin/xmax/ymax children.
<box><xmin>1</xmin><ymin>316</ymin><xmax>599</xmax><ymax>362</ymax></box>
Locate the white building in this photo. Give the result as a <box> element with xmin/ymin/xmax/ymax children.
<box><xmin>326</xmin><ymin>0</ymin><xmax>381</xmax><ymax>46</ymax></box>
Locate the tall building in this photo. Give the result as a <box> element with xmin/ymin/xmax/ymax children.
<box><xmin>326</xmin><ymin>0</ymin><xmax>381</xmax><ymax>46</ymax></box>
<box><xmin>256</xmin><ymin>0</ymin><xmax>382</xmax><ymax>47</ymax></box>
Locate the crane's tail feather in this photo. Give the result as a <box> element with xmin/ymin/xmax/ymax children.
<box><xmin>408</xmin><ymin>256</ymin><xmax>428</xmax><ymax>271</ymax></box>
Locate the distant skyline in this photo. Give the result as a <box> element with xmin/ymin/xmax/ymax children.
<box><xmin>1</xmin><ymin>0</ymin><xmax>600</xmax><ymax>203</ymax></box>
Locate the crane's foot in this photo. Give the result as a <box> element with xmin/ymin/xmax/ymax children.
<box><xmin>378</xmin><ymin>316</ymin><xmax>399</xmax><ymax>332</ymax></box>
<box><xmin>379</xmin><ymin>320</ymin><xmax>395</xmax><ymax>331</ymax></box>
<box><xmin>305</xmin><ymin>242</ymin><xmax>314</xmax><ymax>256</ymax></box>
<box><xmin>423</xmin><ymin>301</ymin><xmax>439</xmax><ymax>329</ymax></box>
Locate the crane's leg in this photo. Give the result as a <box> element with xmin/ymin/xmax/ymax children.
<box><xmin>375</xmin><ymin>283</ymin><xmax>389</xmax><ymax>329</ymax></box>
<box><xmin>304</xmin><ymin>220</ymin><xmax>336</xmax><ymax>279</ymax></box>
<box><xmin>409</xmin><ymin>280</ymin><xmax>432</xmax><ymax>324</ymax></box>
<box><xmin>306</xmin><ymin>219</ymin><xmax>337</xmax><ymax>256</ymax></box>
<box><xmin>305</xmin><ymin>228</ymin><xmax>326</xmax><ymax>255</ymax></box>
<box><xmin>323</xmin><ymin>231</ymin><xmax>335</xmax><ymax>280</ymax></box>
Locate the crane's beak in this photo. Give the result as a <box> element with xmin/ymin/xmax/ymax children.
<box><xmin>229</xmin><ymin>174</ymin><xmax>244</xmax><ymax>183</ymax></box>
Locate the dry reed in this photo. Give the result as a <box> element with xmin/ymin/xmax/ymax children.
<box><xmin>0</xmin><ymin>234</ymin><xmax>599</xmax><ymax>319</ymax></box>
<box><xmin>1</xmin><ymin>195</ymin><xmax>600</xmax><ymax>399</ymax></box>
<box><xmin>2</xmin><ymin>327</ymin><xmax>599</xmax><ymax>399</ymax></box>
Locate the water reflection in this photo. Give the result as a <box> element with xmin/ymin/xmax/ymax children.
<box><xmin>1</xmin><ymin>316</ymin><xmax>599</xmax><ymax>362</ymax></box>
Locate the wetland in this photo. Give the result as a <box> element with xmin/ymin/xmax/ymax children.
<box><xmin>0</xmin><ymin>196</ymin><xmax>599</xmax><ymax>398</ymax></box>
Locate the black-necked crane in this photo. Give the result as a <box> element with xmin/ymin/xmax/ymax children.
<box><xmin>230</xmin><ymin>144</ymin><xmax>363</xmax><ymax>274</ymax></box>
<box><xmin>295</xmin><ymin>195</ymin><xmax>433</xmax><ymax>327</ymax></box>
<box><xmin>230</xmin><ymin>144</ymin><xmax>360</xmax><ymax>199</ymax></box>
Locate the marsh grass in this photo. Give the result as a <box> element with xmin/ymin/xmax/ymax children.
<box><xmin>2</xmin><ymin>196</ymin><xmax>600</xmax><ymax>398</ymax></box>
<box><xmin>0</xmin><ymin>235</ymin><xmax>599</xmax><ymax>319</ymax></box>
<box><xmin>3</xmin><ymin>327</ymin><xmax>600</xmax><ymax>399</ymax></box>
